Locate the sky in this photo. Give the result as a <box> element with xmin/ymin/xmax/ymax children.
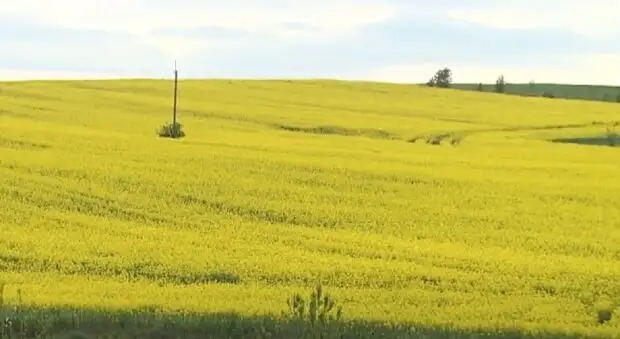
<box><xmin>1</xmin><ymin>0</ymin><xmax>620</xmax><ymax>85</ymax></box>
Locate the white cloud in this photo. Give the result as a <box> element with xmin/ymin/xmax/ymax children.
<box><xmin>447</xmin><ymin>0</ymin><xmax>620</xmax><ymax>38</ymax></box>
<box><xmin>0</xmin><ymin>0</ymin><xmax>395</xmax><ymax>59</ymax></box>
<box><xmin>0</xmin><ymin>0</ymin><xmax>395</xmax><ymax>60</ymax></box>
<box><xmin>350</xmin><ymin>53</ymin><xmax>620</xmax><ymax>86</ymax></box>
<box><xmin>137</xmin><ymin>35</ymin><xmax>210</xmax><ymax>60</ymax></box>
<box><xmin>0</xmin><ymin>68</ymin><xmax>121</xmax><ymax>81</ymax></box>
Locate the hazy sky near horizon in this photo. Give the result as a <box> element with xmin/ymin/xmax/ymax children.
<box><xmin>1</xmin><ymin>0</ymin><xmax>620</xmax><ymax>84</ymax></box>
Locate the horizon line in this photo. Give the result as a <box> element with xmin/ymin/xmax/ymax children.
<box><xmin>1</xmin><ymin>77</ymin><xmax>619</xmax><ymax>88</ymax></box>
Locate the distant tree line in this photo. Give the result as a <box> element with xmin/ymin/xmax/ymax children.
<box><xmin>426</xmin><ymin>67</ymin><xmax>510</xmax><ymax>94</ymax></box>
<box><xmin>424</xmin><ymin>67</ymin><xmax>620</xmax><ymax>103</ymax></box>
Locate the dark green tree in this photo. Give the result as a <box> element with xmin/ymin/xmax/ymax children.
<box><xmin>426</xmin><ymin>67</ymin><xmax>452</xmax><ymax>88</ymax></box>
<box><xmin>528</xmin><ymin>80</ymin><xmax>536</xmax><ymax>95</ymax></box>
<box><xmin>495</xmin><ymin>75</ymin><xmax>506</xmax><ymax>93</ymax></box>
<box><xmin>476</xmin><ymin>83</ymin><xmax>484</xmax><ymax>91</ymax></box>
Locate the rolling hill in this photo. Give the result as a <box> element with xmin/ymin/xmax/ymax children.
<box><xmin>0</xmin><ymin>79</ymin><xmax>619</xmax><ymax>338</ymax></box>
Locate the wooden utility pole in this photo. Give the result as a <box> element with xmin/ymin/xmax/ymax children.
<box><xmin>172</xmin><ymin>60</ymin><xmax>179</xmax><ymax>127</ymax></box>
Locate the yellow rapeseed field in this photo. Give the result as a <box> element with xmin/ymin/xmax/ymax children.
<box><xmin>1</xmin><ymin>79</ymin><xmax>619</xmax><ymax>337</ymax></box>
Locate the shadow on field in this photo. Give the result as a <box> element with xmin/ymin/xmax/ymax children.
<box><xmin>551</xmin><ymin>136</ymin><xmax>618</xmax><ymax>147</ymax></box>
<box><xmin>0</xmin><ymin>305</ymin><xmax>612</xmax><ymax>339</ymax></box>
<box><xmin>274</xmin><ymin>124</ymin><xmax>399</xmax><ymax>140</ymax></box>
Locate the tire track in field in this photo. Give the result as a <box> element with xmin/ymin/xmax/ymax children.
<box><xmin>66</xmin><ymin>82</ymin><xmax>165</xmax><ymax>95</ymax></box>
<box><xmin>0</xmin><ymin>137</ymin><xmax>50</xmax><ymax>150</ymax></box>
<box><xmin>177</xmin><ymin>194</ymin><xmax>339</xmax><ymax>228</ymax></box>
<box><xmin>0</xmin><ymin>108</ymin><xmax>35</xmax><ymax>120</ymax></box>
<box><xmin>0</xmin><ymin>252</ymin><xmax>499</xmax><ymax>293</ymax></box>
<box><xmin>0</xmin><ymin>161</ymin><xmax>179</xmax><ymax>227</ymax></box>
<box><xmin>0</xmin><ymin>254</ymin><xmax>242</xmax><ymax>286</ymax></box>
<box><xmin>0</xmin><ymin>251</ymin><xmax>467</xmax><ymax>291</ymax></box>
<box><xmin>1</xmin><ymin>180</ymin><xmax>169</xmax><ymax>227</ymax></box>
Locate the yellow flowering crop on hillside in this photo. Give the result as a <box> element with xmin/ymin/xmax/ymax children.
<box><xmin>0</xmin><ymin>79</ymin><xmax>619</xmax><ymax>337</ymax></box>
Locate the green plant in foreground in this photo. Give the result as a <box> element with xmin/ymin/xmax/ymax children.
<box><xmin>0</xmin><ymin>282</ymin><xmax>8</xmax><ymax>339</ymax></box>
<box><xmin>286</xmin><ymin>285</ymin><xmax>343</xmax><ymax>326</ymax></box>
<box><xmin>157</xmin><ymin>122</ymin><xmax>185</xmax><ymax>139</ymax></box>
<box><xmin>0</xmin><ymin>282</ymin><xmax>4</xmax><ymax>307</ymax></box>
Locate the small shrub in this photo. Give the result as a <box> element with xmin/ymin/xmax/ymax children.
<box><xmin>157</xmin><ymin>122</ymin><xmax>185</xmax><ymax>139</ymax></box>
<box><xmin>597</xmin><ymin>309</ymin><xmax>613</xmax><ymax>324</ymax></box>
<box><xmin>595</xmin><ymin>299</ymin><xmax>615</xmax><ymax>325</ymax></box>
